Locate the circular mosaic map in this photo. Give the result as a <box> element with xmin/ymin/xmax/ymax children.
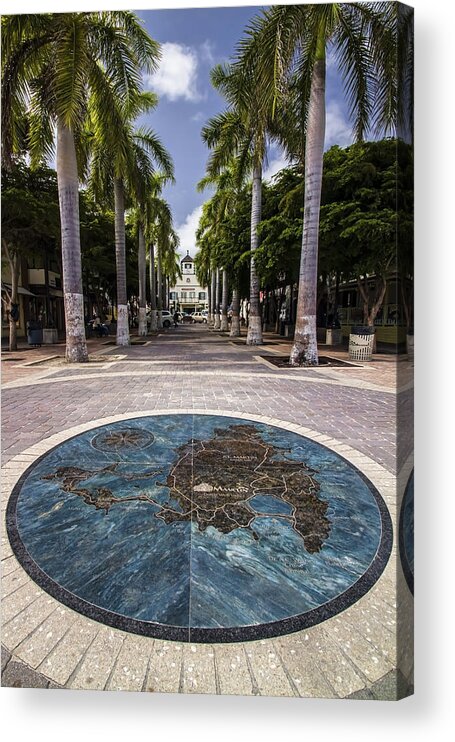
<box><xmin>7</xmin><ymin>414</ymin><xmax>392</xmax><ymax>642</ymax></box>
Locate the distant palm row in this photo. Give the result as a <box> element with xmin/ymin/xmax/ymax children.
<box><xmin>196</xmin><ymin>2</ymin><xmax>412</xmax><ymax>365</ymax></box>
<box><xmin>2</xmin><ymin>11</ymin><xmax>178</xmax><ymax>361</ymax></box>
<box><xmin>2</xmin><ymin>4</ymin><xmax>412</xmax><ymax>366</ymax></box>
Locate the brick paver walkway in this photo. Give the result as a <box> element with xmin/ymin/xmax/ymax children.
<box><xmin>1</xmin><ymin>325</ymin><xmax>413</xmax><ymax>698</ymax></box>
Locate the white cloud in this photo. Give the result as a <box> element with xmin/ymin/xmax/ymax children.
<box><xmin>145</xmin><ymin>42</ymin><xmax>201</xmax><ymax>102</ymax></box>
<box><xmin>324</xmin><ymin>102</ymin><xmax>353</xmax><ymax>149</ymax></box>
<box><xmin>200</xmin><ymin>40</ymin><xmax>215</xmax><ymax>66</ymax></box>
<box><xmin>191</xmin><ymin>111</ymin><xmax>205</xmax><ymax>123</ymax></box>
<box><xmin>263</xmin><ymin>151</ymin><xmax>291</xmax><ymax>182</ymax></box>
<box><xmin>176</xmin><ymin>205</ymin><xmax>204</xmax><ymax>257</ymax></box>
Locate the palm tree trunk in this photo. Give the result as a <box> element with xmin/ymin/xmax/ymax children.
<box><xmin>56</xmin><ymin>120</ymin><xmax>89</xmax><ymax>362</ymax></box>
<box><xmin>2</xmin><ymin>242</ymin><xmax>19</xmax><ymax>351</ymax></box>
<box><xmin>149</xmin><ymin>242</ymin><xmax>158</xmax><ymax>332</ymax></box>
<box><xmin>113</xmin><ymin>177</ymin><xmax>130</xmax><ymax>346</ymax></box>
<box><xmin>210</xmin><ymin>270</ymin><xmax>216</xmax><ymax>327</ymax></box>
<box><xmin>230</xmin><ymin>283</ymin><xmax>241</xmax><ymax>337</ymax></box>
<box><xmin>220</xmin><ymin>268</ymin><xmax>229</xmax><ymax>331</ymax></box>
<box><xmin>246</xmin><ymin>162</ymin><xmax>263</xmax><ymax>345</ymax></box>
<box><xmin>156</xmin><ymin>248</ymin><xmax>163</xmax><ymax>328</ymax></box>
<box><xmin>214</xmin><ymin>267</ymin><xmax>221</xmax><ymax>329</ymax></box>
<box><xmin>207</xmin><ymin>271</ymin><xmax>212</xmax><ymax>324</ymax></box>
<box><xmin>289</xmin><ymin>52</ymin><xmax>325</xmax><ymax>366</ymax></box>
<box><xmin>138</xmin><ymin>223</ymin><xmax>147</xmax><ymax>336</ymax></box>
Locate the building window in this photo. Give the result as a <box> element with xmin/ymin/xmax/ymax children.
<box><xmin>170</xmin><ymin>292</ymin><xmax>177</xmax><ymax>300</ymax></box>
<box><xmin>186</xmin><ymin>277</ymin><xmax>191</xmax><ymax>283</ymax></box>
<box><xmin>29</xmin><ymin>254</ymin><xmax>44</xmax><ymax>269</ymax></box>
<box><xmin>184</xmin><ymin>263</ymin><xmax>191</xmax><ymax>270</ymax></box>
<box><xmin>198</xmin><ymin>292</ymin><xmax>206</xmax><ymax>300</ymax></box>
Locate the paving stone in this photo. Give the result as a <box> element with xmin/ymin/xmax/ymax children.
<box><xmin>214</xmin><ymin>645</ymin><xmax>255</xmax><ymax>697</ymax></box>
<box><xmin>324</xmin><ymin>619</ymin><xmax>394</xmax><ymax>684</ymax></box>
<box><xmin>144</xmin><ymin>642</ymin><xmax>183</xmax><ymax>694</ymax></box>
<box><xmin>106</xmin><ymin>634</ymin><xmax>154</xmax><ymax>692</ymax></box>
<box><xmin>1</xmin><ymin>659</ymin><xmax>49</xmax><ymax>688</ymax></box>
<box><xmin>1</xmin><ymin>564</ymin><xmax>30</xmax><ymax>598</ymax></box>
<box><xmin>2</xmin><ymin>593</ymin><xmax>57</xmax><ymax>650</ymax></box>
<box><xmin>14</xmin><ymin>606</ymin><xmax>77</xmax><ymax>669</ymax></box>
<box><xmin>245</xmin><ymin>640</ymin><xmax>297</xmax><ymax>697</ymax></box>
<box><xmin>181</xmin><ymin>643</ymin><xmax>217</xmax><ymax>695</ymax></box>
<box><xmin>1</xmin><ymin>644</ymin><xmax>12</xmax><ymax>672</ymax></box>
<box><xmin>290</xmin><ymin>627</ymin><xmax>366</xmax><ymax>698</ymax></box>
<box><xmin>1</xmin><ymin>555</ymin><xmax>21</xmax><ymax>577</ymax></box>
<box><xmin>2</xmin><ymin>581</ymin><xmax>43</xmax><ymax>626</ymax></box>
<box><xmin>274</xmin><ymin>637</ymin><xmax>338</xmax><ymax>699</ymax></box>
<box><xmin>68</xmin><ymin>626</ymin><xmax>125</xmax><ymax>691</ymax></box>
<box><xmin>37</xmin><ymin>617</ymin><xmax>99</xmax><ymax>686</ymax></box>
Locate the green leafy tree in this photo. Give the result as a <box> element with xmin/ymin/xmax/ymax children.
<box><xmin>319</xmin><ymin>139</ymin><xmax>413</xmax><ymax>327</ymax></box>
<box><xmin>202</xmin><ymin>55</ymin><xmax>281</xmax><ymax>344</ymax></box>
<box><xmin>242</xmin><ymin>2</ymin><xmax>400</xmax><ymax>364</ymax></box>
<box><xmin>88</xmin><ymin>90</ymin><xmax>174</xmax><ymax>344</ymax></box>
<box><xmin>1</xmin><ymin>162</ymin><xmax>60</xmax><ymax>350</ymax></box>
<box><xmin>2</xmin><ymin>11</ymin><xmax>160</xmax><ymax>361</ymax></box>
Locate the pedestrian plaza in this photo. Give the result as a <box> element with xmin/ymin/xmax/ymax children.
<box><xmin>1</xmin><ymin>325</ymin><xmax>414</xmax><ymax>699</ymax></box>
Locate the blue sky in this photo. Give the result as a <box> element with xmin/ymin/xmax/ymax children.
<box><xmin>135</xmin><ymin>5</ymin><xmax>354</xmax><ymax>258</ymax></box>
<box><xmin>2</xmin><ymin>1</ymin><xmax>355</xmax><ymax>260</ymax></box>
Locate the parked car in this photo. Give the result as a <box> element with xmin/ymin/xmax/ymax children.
<box><xmin>191</xmin><ymin>312</ymin><xmax>208</xmax><ymax>324</ymax></box>
<box><xmin>160</xmin><ymin>310</ymin><xmax>173</xmax><ymax>328</ymax></box>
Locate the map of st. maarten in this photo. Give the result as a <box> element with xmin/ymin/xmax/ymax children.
<box><xmin>44</xmin><ymin>424</ymin><xmax>331</xmax><ymax>553</ymax></box>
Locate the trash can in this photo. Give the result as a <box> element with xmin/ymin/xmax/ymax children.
<box><xmin>27</xmin><ymin>321</ymin><xmax>43</xmax><ymax>347</ymax></box>
<box><xmin>326</xmin><ymin>327</ymin><xmax>342</xmax><ymax>346</ymax></box>
<box><xmin>348</xmin><ymin>326</ymin><xmax>375</xmax><ymax>361</ymax></box>
<box><xmin>284</xmin><ymin>323</ymin><xmax>295</xmax><ymax>338</ymax></box>
<box><xmin>43</xmin><ymin>328</ymin><xmax>58</xmax><ymax>344</ymax></box>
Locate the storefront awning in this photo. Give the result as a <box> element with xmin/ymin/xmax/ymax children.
<box><xmin>1</xmin><ymin>282</ymin><xmax>36</xmax><ymax>297</ymax></box>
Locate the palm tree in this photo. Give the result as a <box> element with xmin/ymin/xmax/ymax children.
<box><xmin>1</xmin><ymin>12</ymin><xmax>160</xmax><ymax>362</ymax></box>
<box><xmin>241</xmin><ymin>3</ymin><xmax>397</xmax><ymax>365</ymax></box>
<box><xmin>132</xmin><ymin>169</ymin><xmax>175</xmax><ymax>338</ymax></box>
<box><xmin>145</xmin><ymin>196</ymin><xmax>179</xmax><ymax>329</ymax></box>
<box><xmin>197</xmin><ymin>162</ymin><xmax>246</xmax><ymax>337</ymax></box>
<box><xmin>212</xmin><ymin>267</ymin><xmax>220</xmax><ymax>330</ymax></box>
<box><xmin>147</xmin><ymin>198</ymin><xmax>170</xmax><ymax>331</ymax></box>
<box><xmin>129</xmin><ymin>205</ymin><xmax>148</xmax><ymax>336</ymax></box>
<box><xmin>194</xmin><ymin>244</ymin><xmax>212</xmax><ymax>323</ymax></box>
<box><xmin>89</xmin><ymin>91</ymin><xmax>174</xmax><ymax>345</ymax></box>
<box><xmin>202</xmin><ymin>59</ymin><xmax>275</xmax><ymax>346</ymax></box>
<box><xmin>195</xmin><ymin>196</ymin><xmax>221</xmax><ymax>330</ymax></box>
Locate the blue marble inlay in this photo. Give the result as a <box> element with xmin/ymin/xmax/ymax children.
<box><xmin>8</xmin><ymin>414</ymin><xmax>391</xmax><ymax>640</ymax></box>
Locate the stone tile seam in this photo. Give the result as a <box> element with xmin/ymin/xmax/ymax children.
<box><xmin>100</xmin><ymin>633</ymin><xmax>128</xmax><ymax>692</ymax></box>
<box><xmin>14</xmin><ymin>608</ymin><xmax>79</xmax><ymax>669</ymax></box>
<box><xmin>272</xmin><ymin>643</ymin><xmax>304</xmax><ymax>698</ymax></box>
<box><xmin>316</xmin><ymin>624</ymin><xmax>383</xmax><ymax>690</ymax></box>
<box><xmin>57</xmin><ymin>628</ymin><xmax>101</xmax><ymax>688</ymax></box>
<box><xmin>140</xmin><ymin>641</ymin><xmax>156</xmax><ymax>692</ymax></box>
<box><xmin>1</xmin><ymin>647</ymin><xmax>64</xmax><ymax>689</ymax></box>
<box><xmin>1</xmin><ymin>369</ymin><xmax>398</xmax><ymax>395</ymax></box>
<box><xmin>242</xmin><ymin>647</ymin><xmax>261</xmax><ymax>696</ymax></box>
<box><xmin>2</xmin><ymin>593</ymin><xmax>56</xmax><ymax>651</ymax></box>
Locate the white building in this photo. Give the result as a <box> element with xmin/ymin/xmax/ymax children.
<box><xmin>169</xmin><ymin>252</ymin><xmax>208</xmax><ymax>314</ymax></box>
